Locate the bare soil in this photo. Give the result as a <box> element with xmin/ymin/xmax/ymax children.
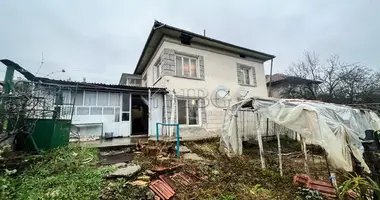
<box><xmin>100</xmin><ymin>138</ymin><xmax>342</xmax><ymax>200</ymax></box>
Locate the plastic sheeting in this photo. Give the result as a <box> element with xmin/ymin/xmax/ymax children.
<box><xmin>220</xmin><ymin>97</ymin><xmax>380</xmax><ymax>172</ymax></box>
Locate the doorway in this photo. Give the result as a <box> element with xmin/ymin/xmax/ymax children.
<box><xmin>131</xmin><ymin>95</ymin><xmax>149</xmax><ymax>136</ymax></box>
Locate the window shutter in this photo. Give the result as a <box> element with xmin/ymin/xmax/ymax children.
<box><xmin>237</xmin><ymin>65</ymin><xmax>243</xmax><ymax>85</ymax></box>
<box><xmin>199</xmin><ymin>56</ymin><xmax>205</xmax><ymax>80</ymax></box>
<box><xmin>252</xmin><ymin>67</ymin><xmax>257</xmax><ymax>86</ymax></box>
<box><xmin>199</xmin><ymin>98</ymin><xmax>207</xmax><ymax>124</ymax></box>
<box><xmin>152</xmin><ymin>67</ymin><xmax>155</xmax><ymax>82</ymax></box>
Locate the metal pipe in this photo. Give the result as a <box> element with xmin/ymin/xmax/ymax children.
<box><xmin>148</xmin><ymin>89</ymin><xmax>151</xmax><ymax>136</ymax></box>
<box><xmin>164</xmin><ymin>94</ymin><xmax>168</xmax><ymax>136</ymax></box>
<box><xmin>176</xmin><ymin>124</ymin><xmax>180</xmax><ymax>158</ymax></box>
<box><xmin>268</xmin><ymin>58</ymin><xmax>274</xmax><ymax>97</ymax></box>
<box><xmin>276</xmin><ymin>123</ymin><xmax>283</xmax><ymax>176</ymax></box>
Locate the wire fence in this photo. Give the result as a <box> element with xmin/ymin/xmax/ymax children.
<box><xmin>0</xmin><ymin>80</ymin><xmax>77</xmax><ymax>145</ymax></box>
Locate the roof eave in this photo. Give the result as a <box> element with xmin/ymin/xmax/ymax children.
<box><xmin>133</xmin><ymin>21</ymin><xmax>275</xmax><ymax>75</ymax></box>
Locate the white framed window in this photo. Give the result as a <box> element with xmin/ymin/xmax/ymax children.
<box><xmin>175</xmin><ymin>55</ymin><xmax>198</xmax><ymax>78</ymax></box>
<box><xmin>121</xmin><ymin>93</ymin><xmax>130</xmax><ymax>121</ymax></box>
<box><xmin>177</xmin><ymin>99</ymin><xmax>200</xmax><ymax>125</ymax></box>
<box><xmin>237</xmin><ymin>64</ymin><xmax>257</xmax><ymax>86</ymax></box>
<box><xmin>127</xmin><ymin>79</ymin><xmax>142</xmax><ymax>86</ymax></box>
<box><xmin>69</xmin><ymin>91</ymin><xmax>123</xmax><ymax>122</ymax></box>
<box><xmin>241</xmin><ymin>68</ymin><xmax>251</xmax><ymax>85</ymax></box>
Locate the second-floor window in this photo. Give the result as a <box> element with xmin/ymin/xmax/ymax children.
<box><xmin>237</xmin><ymin>64</ymin><xmax>257</xmax><ymax>86</ymax></box>
<box><xmin>175</xmin><ymin>55</ymin><xmax>198</xmax><ymax>78</ymax></box>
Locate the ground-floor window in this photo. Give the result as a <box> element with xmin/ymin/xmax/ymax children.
<box><xmin>177</xmin><ymin>99</ymin><xmax>200</xmax><ymax>125</ymax></box>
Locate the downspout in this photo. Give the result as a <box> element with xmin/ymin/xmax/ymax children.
<box><xmin>268</xmin><ymin>58</ymin><xmax>274</xmax><ymax>97</ymax></box>
<box><xmin>164</xmin><ymin>93</ymin><xmax>168</xmax><ymax>136</ymax></box>
<box><xmin>170</xmin><ymin>90</ymin><xmax>176</xmax><ymax>137</ymax></box>
<box><xmin>148</xmin><ymin>89</ymin><xmax>151</xmax><ymax>136</ymax></box>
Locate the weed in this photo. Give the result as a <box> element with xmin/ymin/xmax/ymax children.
<box><xmin>338</xmin><ymin>174</ymin><xmax>380</xmax><ymax>200</ymax></box>
<box><xmin>296</xmin><ymin>188</ymin><xmax>323</xmax><ymax>200</ymax></box>
<box><xmin>2</xmin><ymin>144</ymin><xmax>116</xmax><ymax>200</ymax></box>
<box><xmin>219</xmin><ymin>194</ymin><xmax>237</xmax><ymax>200</ymax></box>
<box><xmin>0</xmin><ymin>169</ymin><xmax>18</xmax><ymax>200</ymax></box>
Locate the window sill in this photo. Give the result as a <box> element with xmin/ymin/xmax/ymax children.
<box><xmin>239</xmin><ymin>84</ymin><xmax>257</xmax><ymax>87</ymax></box>
<box><xmin>179</xmin><ymin>124</ymin><xmax>202</xmax><ymax>128</ymax></box>
<box><xmin>173</xmin><ymin>75</ymin><xmax>204</xmax><ymax>81</ymax></box>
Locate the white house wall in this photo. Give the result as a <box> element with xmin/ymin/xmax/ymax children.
<box><xmin>143</xmin><ymin>36</ymin><xmax>269</xmax><ymax>134</ymax></box>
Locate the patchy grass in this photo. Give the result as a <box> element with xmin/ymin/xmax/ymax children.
<box><xmin>100</xmin><ymin>178</ymin><xmax>151</xmax><ymax>200</ymax></box>
<box><xmin>1</xmin><ymin>145</ymin><xmax>115</xmax><ymax>200</ymax></box>
<box><xmin>1</xmin><ymin>138</ymin><xmax>341</xmax><ymax>199</ymax></box>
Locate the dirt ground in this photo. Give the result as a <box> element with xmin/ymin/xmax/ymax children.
<box><xmin>100</xmin><ymin>137</ymin><xmax>342</xmax><ymax>200</ymax></box>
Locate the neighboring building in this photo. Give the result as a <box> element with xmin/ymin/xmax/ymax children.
<box><xmin>120</xmin><ymin>21</ymin><xmax>275</xmax><ymax>136</ymax></box>
<box><xmin>17</xmin><ymin>78</ymin><xmax>166</xmax><ymax>139</ymax></box>
<box><xmin>119</xmin><ymin>73</ymin><xmax>143</xmax><ymax>87</ymax></box>
<box><xmin>266</xmin><ymin>73</ymin><xmax>322</xmax><ymax>98</ymax></box>
<box><xmin>1</xmin><ymin>59</ymin><xmax>168</xmax><ymax>140</ymax></box>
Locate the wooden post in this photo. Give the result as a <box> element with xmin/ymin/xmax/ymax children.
<box><xmin>257</xmin><ymin>114</ymin><xmax>266</xmax><ymax>169</ymax></box>
<box><xmin>301</xmin><ymin>136</ymin><xmax>309</xmax><ymax>174</ymax></box>
<box><xmin>276</xmin><ymin>124</ymin><xmax>283</xmax><ymax>176</ymax></box>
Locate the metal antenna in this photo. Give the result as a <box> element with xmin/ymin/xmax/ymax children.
<box><xmin>35</xmin><ymin>52</ymin><xmax>44</xmax><ymax>75</ymax></box>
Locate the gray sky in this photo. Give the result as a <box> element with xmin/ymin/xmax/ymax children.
<box><xmin>1</xmin><ymin>0</ymin><xmax>379</xmax><ymax>84</ymax></box>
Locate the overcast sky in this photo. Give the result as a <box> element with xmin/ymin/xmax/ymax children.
<box><xmin>1</xmin><ymin>1</ymin><xmax>379</xmax><ymax>84</ymax></box>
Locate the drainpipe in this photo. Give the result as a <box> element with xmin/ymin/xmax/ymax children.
<box><xmin>164</xmin><ymin>93</ymin><xmax>168</xmax><ymax>136</ymax></box>
<box><xmin>148</xmin><ymin>89</ymin><xmax>151</xmax><ymax>136</ymax></box>
<box><xmin>268</xmin><ymin>58</ymin><xmax>274</xmax><ymax>97</ymax></box>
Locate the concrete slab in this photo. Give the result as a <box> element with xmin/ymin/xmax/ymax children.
<box><xmin>108</xmin><ymin>164</ymin><xmax>141</xmax><ymax>178</ymax></box>
<box><xmin>76</xmin><ymin>133</ymin><xmax>219</xmax><ymax>149</ymax></box>
<box><xmin>151</xmin><ymin>133</ymin><xmax>219</xmax><ymax>142</ymax></box>
<box><xmin>175</xmin><ymin>145</ymin><xmax>191</xmax><ymax>153</ymax></box>
<box><xmin>183</xmin><ymin>153</ymin><xmax>204</xmax><ymax>161</ymax></box>
<box><xmin>77</xmin><ymin>136</ymin><xmax>148</xmax><ymax>149</ymax></box>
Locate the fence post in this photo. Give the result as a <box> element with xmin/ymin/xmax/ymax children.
<box><xmin>176</xmin><ymin>124</ymin><xmax>180</xmax><ymax>158</ymax></box>
<box><xmin>156</xmin><ymin>123</ymin><xmax>159</xmax><ymax>141</ymax></box>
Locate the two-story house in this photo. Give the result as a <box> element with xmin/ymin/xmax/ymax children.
<box><xmin>120</xmin><ymin>21</ymin><xmax>275</xmax><ymax>136</ymax></box>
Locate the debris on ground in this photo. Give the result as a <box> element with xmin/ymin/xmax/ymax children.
<box><xmin>183</xmin><ymin>152</ymin><xmax>204</xmax><ymax>161</ymax></box>
<box><xmin>175</xmin><ymin>145</ymin><xmax>192</xmax><ymax>153</ymax></box>
<box><xmin>137</xmin><ymin>175</ymin><xmax>151</xmax><ymax>181</ymax></box>
<box><xmin>149</xmin><ymin>179</ymin><xmax>176</xmax><ymax>200</ymax></box>
<box><xmin>107</xmin><ymin>164</ymin><xmax>141</xmax><ymax>178</ymax></box>
<box><xmin>130</xmin><ymin>180</ymin><xmax>149</xmax><ymax>187</ymax></box>
<box><xmin>100</xmin><ymin>138</ymin><xmax>346</xmax><ymax>199</ymax></box>
<box><xmin>293</xmin><ymin>173</ymin><xmax>358</xmax><ymax>199</ymax></box>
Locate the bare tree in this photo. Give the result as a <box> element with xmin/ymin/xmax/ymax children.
<box><xmin>285</xmin><ymin>51</ymin><xmax>322</xmax><ymax>99</ymax></box>
<box><xmin>283</xmin><ymin>51</ymin><xmax>379</xmax><ymax>104</ymax></box>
